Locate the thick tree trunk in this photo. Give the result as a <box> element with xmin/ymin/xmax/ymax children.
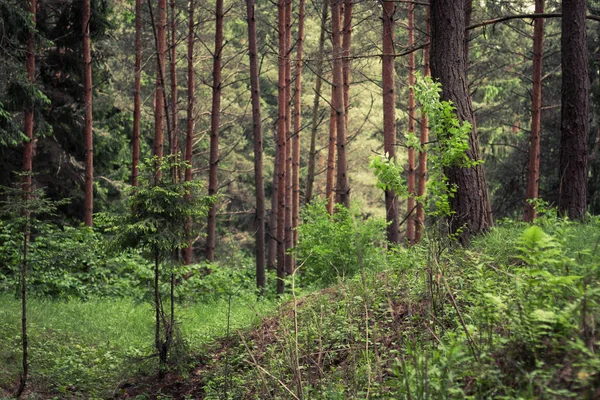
<box><xmin>415</xmin><ymin>6</ymin><xmax>430</xmax><ymax>243</ymax></box>
<box><xmin>169</xmin><ymin>0</ymin><xmax>178</xmax><ymax>161</ymax></box>
<box><xmin>292</xmin><ymin>0</ymin><xmax>305</xmax><ymax>252</ymax></box>
<box><xmin>525</xmin><ymin>0</ymin><xmax>545</xmax><ymax>222</ymax></box>
<box><xmin>132</xmin><ymin>0</ymin><xmax>142</xmax><ymax>187</ymax></box>
<box><xmin>276</xmin><ymin>0</ymin><xmax>287</xmax><ymax>293</ymax></box>
<box><xmin>154</xmin><ymin>0</ymin><xmax>167</xmax><ymax>178</ymax></box>
<box><xmin>430</xmin><ymin>0</ymin><xmax>492</xmax><ymax>243</ymax></box>
<box><xmin>246</xmin><ymin>0</ymin><xmax>266</xmax><ymax>290</ymax></box>
<box><xmin>305</xmin><ymin>0</ymin><xmax>328</xmax><ymax>204</ymax></box>
<box><xmin>83</xmin><ymin>0</ymin><xmax>93</xmax><ymax>227</ymax></box>
<box><xmin>382</xmin><ymin>0</ymin><xmax>399</xmax><ymax>244</ymax></box>
<box><xmin>406</xmin><ymin>0</ymin><xmax>416</xmax><ymax>242</ymax></box>
<box><xmin>326</xmin><ymin>86</ymin><xmax>336</xmax><ymax>214</ymax></box>
<box><xmin>332</xmin><ymin>0</ymin><xmax>348</xmax><ymax>208</ymax></box>
<box><xmin>184</xmin><ymin>0</ymin><xmax>195</xmax><ymax>265</ymax></box>
<box><xmin>206</xmin><ymin>0</ymin><xmax>223</xmax><ymax>262</ymax></box>
<box><xmin>559</xmin><ymin>0</ymin><xmax>589</xmax><ymax>220</ymax></box>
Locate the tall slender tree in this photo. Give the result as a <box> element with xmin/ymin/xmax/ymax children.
<box><xmin>525</xmin><ymin>0</ymin><xmax>545</xmax><ymax>222</ymax></box>
<box><xmin>559</xmin><ymin>0</ymin><xmax>589</xmax><ymax>220</ymax></box>
<box><xmin>326</xmin><ymin>86</ymin><xmax>336</xmax><ymax>214</ymax></box>
<box><xmin>83</xmin><ymin>0</ymin><xmax>93</xmax><ymax>226</ymax></box>
<box><xmin>406</xmin><ymin>0</ymin><xmax>416</xmax><ymax>242</ymax></box>
<box><xmin>341</xmin><ymin>0</ymin><xmax>352</xmax><ymax>138</ymax></box>
<box><xmin>154</xmin><ymin>0</ymin><xmax>167</xmax><ymax>176</ymax></box>
<box><xmin>206</xmin><ymin>0</ymin><xmax>224</xmax><ymax>262</ymax></box>
<box><xmin>305</xmin><ymin>0</ymin><xmax>328</xmax><ymax>204</ymax></box>
<box><xmin>284</xmin><ymin>0</ymin><xmax>293</xmax><ymax>275</ymax></box>
<box><xmin>246</xmin><ymin>0</ymin><xmax>266</xmax><ymax>290</ymax></box>
<box><xmin>169</xmin><ymin>0</ymin><xmax>178</xmax><ymax>162</ymax></box>
<box><xmin>382</xmin><ymin>0</ymin><xmax>399</xmax><ymax>243</ymax></box>
<box><xmin>132</xmin><ymin>0</ymin><xmax>142</xmax><ymax>187</ymax></box>
<box><xmin>292</xmin><ymin>0</ymin><xmax>306</xmax><ymax>251</ymax></box>
<box><xmin>184</xmin><ymin>0</ymin><xmax>195</xmax><ymax>265</ymax></box>
<box><xmin>276</xmin><ymin>0</ymin><xmax>288</xmax><ymax>293</ymax></box>
<box><xmin>415</xmin><ymin>5</ymin><xmax>430</xmax><ymax>243</ymax></box>
<box><xmin>332</xmin><ymin>0</ymin><xmax>348</xmax><ymax>208</ymax></box>
<box><xmin>430</xmin><ymin>0</ymin><xmax>492</xmax><ymax>243</ymax></box>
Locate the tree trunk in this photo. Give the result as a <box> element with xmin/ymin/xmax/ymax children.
<box><xmin>246</xmin><ymin>0</ymin><xmax>266</xmax><ymax>291</ymax></box>
<box><xmin>292</xmin><ymin>0</ymin><xmax>305</xmax><ymax>253</ymax></box>
<box><xmin>332</xmin><ymin>0</ymin><xmax>348</xmax><ymax>208</ymax></box>
<box><xmin>305</xmin><ymin>0</ymin><xmax>328</xmax><ymax>204</ymax></box>
<box><xmin>284</xmin><ymin>0</ymin><xmax>293</xmax><ymax>275</ymax></box>
<box><xmin>206</xmin><ymin>0</ymin><xmax>223</xmax><ymax>262</ymax></box>
<box><xmin>16</xmin><ymin>1</ymin><xmax>36</xmax><ymax>396</ymax></box>
<box><xmin>184</xmin><ymin>0</ymin><xmax>195</xmax><ymax>265</ymax></box>
<box><xmin>382</xmin><ymin>0</ymin><xmax>399</xmax><ymax>244</ymax></box>
<box><xmin>326</xmin><ymin>86</ymin><xmax>336</xmax><ymax>214</ymax></box>
<box><xmin>464</xmin><ymin>0</ymin><xmax>472</xmax><ymax>64</ymax></box>
<box><xmin>169</xmin><ymin>0</ymin><xmax>178</xmax><ymax>162</ymax></box>
<box><xmin>406</xmin><ymin>0</ymin><xmax>416</xmax><ymax>243</ymax></box>
<box><xmin>276</xmin><ymin>0</ymin><xmax>287</xmax><ymax>293</ymax></box>
<box><xmin>342</xmin><ymin>0</ymin><xmax>352</xmax><ymax>139</ymax></box>
<box><xmin>525</xmin><ymin>0</ymin><xmax>545</xmax><ymax>222</ymax></box>
<box><xmin>430</xmin><ymin>0</ymin><xmax>492</xmax><ymax>243</ymax></box>
<box><xmin>83</xmin><ymin>0</ymin><xmax>93</xmax><ymax>227</ymax></box>
<box><xmin>415</xmin><ymin>5</ymin><xmax>430</xmax><ymax>243</ymax></box>
<box><xmin>559</xmin><ymin>0</ymin><xmax>589</xmax><ymax>220</ymax></box>
<box><xmin>132</xmin><ymin>0</ymin><xmax>142</xmax><ymax>187</ymax></box>
<box><xmin>154</xmin><ymin>0</ymin><xmax>167</xmax><ymax>178</ymax></box>
<box><xmin>268</xmin><ymin>160</ymin><xmax>277</xmax><ymax>271</ymax></box>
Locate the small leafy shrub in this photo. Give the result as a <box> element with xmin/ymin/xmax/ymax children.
<box><xmin>295</xmin><ymin>201</ymin><xmax>386</xmax><ymax>287</ymax></box>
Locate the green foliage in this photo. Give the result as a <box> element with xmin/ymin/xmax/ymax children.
<box><xmin>370</xmin><ymin>75</ymin><xmax>478</xmax><ymax>222</ymax></box>
<box><xmin>295</xmin><ymin>201</ymin><xmax>386</xmax><ymax>287</ymax></box>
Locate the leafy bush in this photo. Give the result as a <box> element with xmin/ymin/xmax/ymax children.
<box><xmin>295</xmin><ymin>201</ymin><xmax>386</xmax><ymax>287</ymax></box>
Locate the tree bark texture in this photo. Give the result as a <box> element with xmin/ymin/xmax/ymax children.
<box><xmin>284</xmin><ymin>0</ymin><xmax>293</xmax><ymax>275</ymax></box>
<box><xmin>332</xmin><ymin>0</ymin><xmax>349</xmax><ymax>208</ymax></box>
<box><xmin>206</xmin><ymin>0</ymin><xmax>224</xmax><ymax>262</ymax></box>
<box><xmin>305</xmin><ymin>0</ymin><xmax>328</xmax><ymax>204</ymax></box>
<box><xmin>132</xmin><ymin>0</ymin><xmax>142</xmax><ymax>187</ymax></box>
<box><xmin>83</xmin><ymin>0</ymin><xmax>93</xmax><ymax>227</ymax></box>
<box><xmin>559</xmin><ymin>0</ymin><xmax>589</xmax><ymax>220</ymax></box>
<box><xmin>184</xmin><ymin>0</ymin><xmax>195</xmax><ymax>265</ymax></box>
<box><xmin>169</xmin><ymin>0</ymin><xmax>178</xmax><ymax>161</ymax></box>
<box><xmin>246</xmin><ymin>0</ymin><xmax>266</xmax><ymax>290</ymax></box>
<box><xmin>326</xmin><ymin>86</ymin><xmax>336</xmax><ymax>214</ymax></box>
<box><xmin>430</xmin><ymin>0</ymin><xmax>492</xmax><ymax>243</ymax></box>
<box><xmin>276</xmin><ymin>0</ymin><xmax>287</xmax><ymax>293</ymax></box>
<box><xmin>292</xmin><ymin>0</ymin><xmax>305</xmax><ymax>252</ymax></box>
<box><xmin>415</xmin><ymin>5</ymin><xmax>430</xmax><ymax>243</ymax></box>
<box><xmin>342</xmin><ymin>0</ymin><xmax>352</xmax><ymax>137</ymax></box>
<box><xmin>153</xmin><ymin>0</ymin><xmax>167</xmax><ymax>180</ymax></box>
<box><xmin>406</xmin><ymin>0</ymin><xmax>416</xmax><ymax>242</ymax></box>
<box><xmin>382</xmin><ymin>0</ymin><xmax>399</xmax><ymax>244</ymax></box>
<box><xmin>525</xmin><ymin>0</ymin><xmax>545</xmax><ymax>222</ymax></box>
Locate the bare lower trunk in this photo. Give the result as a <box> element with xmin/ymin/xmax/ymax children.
<box><xmin>206</xmin><ymin>0</ymin><xmax>224</xmax><ymax>262</ymax></box>
<box><xmin>326</xmin><ymin>86</ymin><xmax>336</xmax><ymax>214</ymax></box>
<box><xmin>305</xmin><ymin>0</ymin><xmax>328</xmax><ymax>204</ymax></box>
<box><xmin>169</xmin><ymin>0</ymin><xmax>179</xmax><ymax>167</ymax></box>
<box><xmin>83</xmin><ymin>0</ymin><xmax>93</xmax><ymax>227</ymax></box>
<box><xmin>184</xmin><ymin>0</ymin><xmax>195</xmax><ymax>265</ymax></box>
<box><xmin>276</xmin><ymin>0</ymin><xmax>287</xmax><ymax>293</ymax></box>
<box><xmin>246</xmin><ymin>0</ymin><xmax>265</xmax><ymax>291</ymax></box>
<box><xmin>406</xmin><ymin>0</ymin><xmax>416</xmax><ymax>242</ymax></box>
<box><xmin>292</xmin><ymin>0</ymin><xmax>305</xmax><ymax>252</ymax></box>
<box><xmin>284</xmin><ymin>0</ymin><xmax>293</xmax><ymax>275</ymax></box>
<box><xmin>342</xmin><ymin>0</ymin><xmax>352</xmax><ymax>139</ymax></box>
<box><xmin>559</xmin><ymin>0</ymin><xmax>589</xmax><ymax>220</ymax></box>
<box><xmin>153</xmin><ymin>0</ymin><xmax>167</xmax><ymax>179</ymax></box>
<box><xmin>132</xmin><ymin>0</ymin><xmax>142</xmax><ymax>187</ymax></box>
<box><xmin>382</xmin><ymin>0</ymin><xmax>398</xmax><ymax>244</ymax></box>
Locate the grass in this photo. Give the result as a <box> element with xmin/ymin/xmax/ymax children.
<box><xmin>0</xmin><ymin>293</ymin><xmax>277</xmax><ymax>399</ymax></box>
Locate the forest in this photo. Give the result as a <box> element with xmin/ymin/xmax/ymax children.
<box><xmin>1</xmin><ymin>0</ymin><xmax>600</xmax><ymax>398</ymax></box>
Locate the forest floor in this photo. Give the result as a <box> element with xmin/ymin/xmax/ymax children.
<box><xmin>1</xmin><ymin>218</ymin><xmax>600</xmax><ymax>399</ymax></box>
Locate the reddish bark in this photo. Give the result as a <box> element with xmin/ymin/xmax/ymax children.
<box><xmin>382</xmin><ymin>0</ymin><xmax>399</xmax><ymax>244</ymax></box>
<box><xmin>524</xmin><ymin>0</ymin><xmax>545</xmax><ymax>221</ymax></box>
<box><xmin>184</xmin><ymin>0</ymin><xmax>195</xmax><ymax>265</ymax></box>
<box><xmin>305</xmin><ymin>0</ymin><xmax>328</xmax><ymax>204</ymax></box>
<box><xmin>132</xmin><ymin>0</ymin><xmax>142</xmax><ymax>187</ymax></box>
<box><xmin>154</xmin><ymin>0</ymin><xmax>167</xmax><ymax>177</ymax></box>
<box><xmin>332</xmin><ymin>0</ymin><xmax>348</xmax><ymax>208</ymax></box>
<box><xmin>415</xmin><ymin>6</ymin><xmax>430</xmax><ymax>243</ymax></box>
<box><xmin>326</xmin><ymin>86</ymin><xmax>336</xmax><ymax>214</ymax></box>
<box><xmin>169</xmin><ymin>0</ymin><xmax>178</xmax><ymax>161</ymax></box>
<box><xmin>284</xmin><ymin>0</ymin><xmax>293</xmax><ymax>275</ymax></box>
<box><xmin>246</xmin><ymin>0</ymin><xmax>266</xmax><ymax>290</ymax></box>
<box><xmin>292</xmin><ymin>0</ymin><xmax>305</xmax><ymax>253</ymax></box>
<box><xmin>83</xmin><ymin>0</ymin><xmax>93</xmax><ymax>227</ymax></box>
<box><xmin>276</xmin><ymin>0</ymin><xmax>287</xmax><ymax>293</ymax></box>
<box><xmin>406</xmin><ymin>0</ymin><xmax>416</xmax><ymax>242</ymax></box>
<box><xmin>206</xmin><ymin>0</ymin><xmax>224</xmax><ymax>262</ymax></box>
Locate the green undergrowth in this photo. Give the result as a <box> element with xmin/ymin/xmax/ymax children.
<box><xmin>0</xmin><ymin>294</ymin><xmax>276</xmax><ymax>399</ymax></box>
<box><xmin>189</xmin><ymin>217</ymin><xmax>600</xmax><ymax>399</ymax></box>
